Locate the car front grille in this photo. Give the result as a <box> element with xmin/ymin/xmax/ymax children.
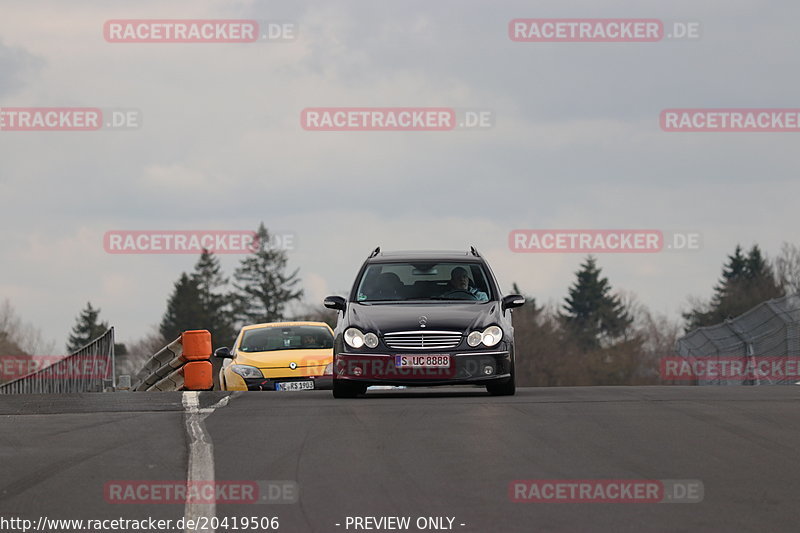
<box><xmin>383</xmin><ymin>331</ymin><xmax>463</xmax><ymax>350</ymax></box>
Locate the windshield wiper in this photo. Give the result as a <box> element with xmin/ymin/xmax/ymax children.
<box><xmin>425</xmin><ymin>297</ymin><xmax>477</xmax><ymax>301</ymax></box>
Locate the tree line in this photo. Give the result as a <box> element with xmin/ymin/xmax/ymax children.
<box><xmin>158</xmin><ymin>222</ymin><xmax>303</xmax><ymax>348</ymax></box>
<box><xmin>513</xmin><ymin>243</ymin><xmax>797</xmax><ymax>386</ymax></box>
<box><xmin>5</xmin><ymin>235</ymin><xmax>797</xmax><ymax>386</ymax></box>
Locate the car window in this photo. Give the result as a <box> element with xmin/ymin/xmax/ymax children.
<box><xmin>355</xmin><ymin>262</ymin><xmax>492</xmax><ymax>302</ymax></box>
<box><xmin>238</xmin><ymin>325</ymin><xmax>333</xmax><ymax>352</ymax></box>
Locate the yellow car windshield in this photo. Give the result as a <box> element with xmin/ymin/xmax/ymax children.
<box><xmin>239</xmin><ymin>325</ymin><xmax>333</xmax><ymax>352</ymax></box>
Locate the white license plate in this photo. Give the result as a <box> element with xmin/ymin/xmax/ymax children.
<box><xmin>394</xmin><ymin>355</ymin><xmax>451</xmax><ymax>368</ymax></box>
<box><xmin>276</xmin><ymin>381</ymin><xmax>314</xmax><ymax>391</ymax></box>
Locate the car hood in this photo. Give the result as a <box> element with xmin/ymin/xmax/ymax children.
<box><xmin>347</xmin><ymin>302</ymin><xmax>500</xmax><ymax>333</ymax></box>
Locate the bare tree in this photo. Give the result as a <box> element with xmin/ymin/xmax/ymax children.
<box><xmin>290</xmin><ymin>302</ymin><xmax>337</xmax><ymax>328</ymax></box>
<box><xmin>775</xmin><ymin>242</ymin><xmax>800</xmax><ymax>295</ymax></box>
<box><xmin>117</xmin><ymin>326</ymin><xmax>168</xmax><ymax>378</ymax></box>
<box><xmin>0</xmin><ymin>299</ymin><xmax>55</xmax><ymax>356</ymax></box>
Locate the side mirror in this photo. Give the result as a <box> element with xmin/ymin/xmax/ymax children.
<box><xmin>214</xmin><ymin>347</ymin><xmax>233</xmax><ymax>359</ymax></box>
<box><xmin>502</xmin><ymin>294</ymin><xmax>525</xmax><ymax>311</ymax></box>
<box><xmin>324</xmin><ymin>296</ymin><xmax>346</xmax><ymax>311</ymax></box>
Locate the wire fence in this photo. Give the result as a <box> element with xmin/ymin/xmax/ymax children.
<box><xmin>0</xmin><ymin>328</ymin><xmax>116</xmax><ymax>394</ymax></box>
<box><xmin>675</xmin><ymin>293</ymin><xmax>800</xmax><ymax>385</ymax></box>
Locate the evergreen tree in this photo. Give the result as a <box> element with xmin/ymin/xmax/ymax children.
<box><xmin>684</xmin><ymin>244</ymin><xmax>784</xmax><ymax>330</ymax></box>
<box><xmin>159</xmin><ymin>273</ymin><xmax>205</xmax><ymax>341</ymax></box>
<box><xmin>710</xmin><ymin>245</ymin><xmax>749</xmax><ymax>310</ymax></box>
<box><xmin>67</xmin><ymin>302</ymin><xmax>109</xmax><ymax>352</ymax></box>
<box><xmin>230</xmin><ymin>223</ymin><xmax>303</xmax><ymax>325</ymax></box>
<box><xmin>561</xmin><ymin>256</ymin><xmax>632</xmax><ymax>349</ymax></box>
<box><xmin>684</xmin><ymin>246</ymin><xmax>747</xmax><ymax>328</ymax></box>
<box><xmin>745</xmin><ymin>245</ymin><xmax>774</xmax><ymax>282</ymax></box>
<box><xmin>191</xmin><ymin>249</ymin><xmax>236</xmax><ymax>347</ymax></box>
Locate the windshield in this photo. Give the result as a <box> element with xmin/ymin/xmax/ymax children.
<box><xmin>238</xmin><ymin>325</ymin><xmax>333</xmax><ymax>352</ymax></box>
<box><xmin>355</xmin><ymin>262</ymin><xmax>492</xmax><ymax>302</ymax></box>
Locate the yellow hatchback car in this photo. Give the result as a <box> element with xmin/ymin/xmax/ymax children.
<box><xmin>215</xmin><ymin>321</ymin><xmax>334</xmax><ymax>391</ymax></box>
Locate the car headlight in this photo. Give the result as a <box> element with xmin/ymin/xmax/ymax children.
<box><xmin>364</xmin><ymin>333</ymin><xmax>379</xmax><ymax>348</ymax></box>
<box><xmin>345</xmin><ymin>328</ymin><xmax>379</xmax><ymax>349</ymax></box>
<box><xmin>467</xmin><ymin>326</ymin><xmax>503</xmax><ymax>347</ymax></box>
<box><xmin>481</xmin><ymin>326</ymin><xmax>502</xmax><ymax>347</ymax></box>
<box><xmin>323</xmin><ymin>362</ymin><xmax>333</xmax><ymax>375</ymax></box>
<box><xmin>344</xmin><ymin>328</ymin><xmax>366</xmax><ymax>348</ymax></box>
<box><xmin>230</xmin><ymin>364</ymin><xmax>263</xmax><ymax>379</ymax></box>
<box><xmin>467</xmin><ymin>331</ymin><xmax>483</xmax><ymax>347</ymax></box>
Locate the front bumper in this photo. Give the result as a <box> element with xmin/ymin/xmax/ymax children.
<box><xmin>242</xmin><ymin>375</ymin><xmax>333</xmax><ymax>391</ymax></box>
<box><xmin>333</xmin><ymin>349</ymin><xmax>512</xmax><ymax>386</ymax></box>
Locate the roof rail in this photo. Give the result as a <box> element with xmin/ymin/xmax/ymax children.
<box><xmin>369</xmin><ymin>246</ymin><xmax>381</xmax><ymax>258</ymax></box>
<box><xmin>470</xmin><ymin>245</ymin><xmax>480</xmax><ymax>257</ymax></box>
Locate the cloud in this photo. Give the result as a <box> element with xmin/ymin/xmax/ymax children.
<box><xmin>0</xmin><ymin>0</ymin><xmax>798</xmax><ymax>345</ymax></box>
<box><xmin>0</xmin><ymin>40</ymin><xmax>42</xmax><ymax>97</ymax></box>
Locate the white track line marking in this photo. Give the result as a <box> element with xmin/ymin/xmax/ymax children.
<box><xmin>182</xmin><ymin>391</ymin><xmax>226</xmax><ymax>533</ymax></box>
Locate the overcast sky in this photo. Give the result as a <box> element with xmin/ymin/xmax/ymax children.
<box><xmin>1</xmin><ymin>0</ymin><xmax>799</xmax><ymax>351</ymax></box>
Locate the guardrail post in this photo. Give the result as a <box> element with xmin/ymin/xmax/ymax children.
<box><xmin>181</xmin><ymin>330</ymin><xmax>213</xmax><ymax>391</ymax></box>
<box><xmin>132</xmin><ymin>329</ymin><xmax>214</xmax><ymax>392</ymax></box>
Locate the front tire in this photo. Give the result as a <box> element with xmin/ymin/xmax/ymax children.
<box><xmin>486</xmin><ymin>363</ymin><xmax>516</xmax><ymax>396</ymax></box>
<box><xmin>486</xmin><ymin>377</ymin><xmax>515</xmax><ymax>396</ymax></box>
<box><xmin>332</xmin><ymin>380</ymin><xmax>366</xmax><ymax>399</ymax></box>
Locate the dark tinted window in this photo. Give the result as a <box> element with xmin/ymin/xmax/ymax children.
<box><xmin>355</xmin><ymin>262</ymin><xmax>492</xmax><ymax>302</ymax></box>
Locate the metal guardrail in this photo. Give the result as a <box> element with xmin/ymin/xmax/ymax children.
<box><xmin>132</xmin><ymin>330</ymin><xmax>213</xmax><ymax>391</ymax></box>
<box><xmin>0</xmin><ymin>327</ymin><xmax>116</xmax><ymax>394</ymax></box>
<box><xmin>676</xmin><ymin>293</ymin><xmax>800</xmax><ymax>385</ymax></box>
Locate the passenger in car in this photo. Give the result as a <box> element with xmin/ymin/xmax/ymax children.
<box><xmin>373</xmin><ymin>272</ymin><xmax>404</xmax><ymax>300</ymax></box>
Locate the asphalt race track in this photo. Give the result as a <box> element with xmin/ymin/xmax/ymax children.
<box><xmin>0</xmin><ymin>387</ymin><xmax>797</xmax><ymax>532</ymax></box>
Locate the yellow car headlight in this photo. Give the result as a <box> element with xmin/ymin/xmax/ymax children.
<box><xmin>231</xmin><ymin>364</ymin><xmax>263</xmax><ymax>379</ymax></box>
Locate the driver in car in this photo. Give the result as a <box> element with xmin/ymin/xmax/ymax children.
<box><xmin>441</xmin><ymin>267</ymin><xmax>488</xmax><ymax>301</ymax></box>
<box><xmin>301</xmin><ymin>334</ymin><xmax>318</xmax><ymax>348</ymax></box>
